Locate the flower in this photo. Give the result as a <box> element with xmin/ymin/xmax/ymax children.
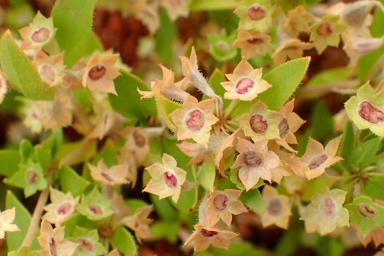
<box><xmin>43</xmin><ymin>187</ymin><xmax>79</xmax><ymax>226</ymax></box>
<box><xmin>234</xmin><ymin>0</ymin><xmax>272</xmax><ymax>31</ymax></box>
<box><xmin>221</xmin><ymin>59</ymin><xmax>271</xmax><ymax>101</ymax></box>
<box><xmin>119</xmin><ymin>127</ymin><xmax>150</xmax><ymax>164</ymax></box>
<box><xmin>170</xmin><ymin>95</ymin><xmax>218</xmax><ymax>146</ymax></box>
<box><xmin>238</xmin><ymin>100</ymin><xmax>281</xmax><ymax>142</ymax></box>
<box><xmin>288</xmin><ymin>136</ymin><xmax>342</xmax><ymax>180</ymax></box>
<box><xmin>0</xmin><ymin>208</ymin><xmax>19</xmax><ymax>239</ymax></box>
<box><xmin>88</xmin><ymin>98</ymin><xmax>116</xmax><ymax>140</ymax></box>
<box><xmin>19</xmin><ymin>11</ymin><xmax>56</xmax><ymax>50</ymax></box>
<box><xmin>345</xmin><ymin>82</ymin><xmax>384</xmax><ymax>137</ymax></box>
<box><xmin>309</xmin><ymin>16</ymin><xmax>347</xmax><ymax>54</ymax></box>
<box><xmin>82</xmin><ymin>53</ymin><xmax>120</xmax><ymax>95</ymax></box>
<box><xmin>231</xmin><ymin>137</ymin><xmax>280</xmax><ymax>191</ymax></box>
<box><xmin>120</xmin><ymin>205</ymin><xmax>153</xmax><ymax>243</ymax></box>
<box><xmin>205</xmin><ymin>189</ymin><xmax>247</xmax><ymax>227</ymax></box>
<box><xmin>0</xmin><ymin>70</ymin><xmax>8</xmax><ymax>104</ymax></box>
<box><xmin>76</xmin><ymin>188</ymin><xmax>114</xmax><ymax>221</ymax></box>
<box><xmin>19</xmin><ymin>97</ymin><xmax>43</xmax><ymax>133</ymax></box>
<box><xmin>88</xmin><ymin>159</ymin><xmax>129</xmax><ymax>186</ymax></box>
<box><xmin>272</xmin><ymin>39</ymin><xmax>313</xmax><ymax>66</ymax></box>
<box><xmin>207</xmin><ymin>29</ymin><xmax>237</xmax><ymax>62</ymax></box>
<box><xmin>343</xmin><ymin>36</ymin><xmax>384</xmax><ymax>66</ymax></box>
<box><xmin>285</xmin><ymin>5</ymin><xmax>315</xmax><ymax>37</ymax></box>
<box><xmin>160</xmin><ymin>0</ymin><xmax>191</xmax><ymax>21</ymax></box>
<box><xmin>38</xmin><ymin>220</ymin><xmax>78</xmax><ymax>256</ymax></box>
<box><xmin>300</xmin><ymin>187</ymin><xmax>349</xmax><ymax>235</ymax></box>
<box><xmin>142</xmin><ymin>153</ymin><xmax>187</xmax><ymax>203</ymax></box>
<box><xmin>261</xmin><ymin>185</ymin><xmax>292</xmax><ymax>229</ymax></box>
<box><xmin>33</xmin><ymin>50</ymin><xmax>65</xmax><ymax>87</ymax></box>
<box><xmin>233</xmin><ymin>30</ymin><xmax>273</xmax><ymax>59</ymax></box>
<box><xmin>68</xmin><ymin>226</ymin><xmax>107</xmax><ymax>256</ymax></box>
<box><xmin>183</xmin><ymin>223</ymin><xmax>238</xmax><ymax>252</ymax></box>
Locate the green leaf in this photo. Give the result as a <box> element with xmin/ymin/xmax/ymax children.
<box><xmin>111</xmin><ymin>226</ymin><xmax>138</xmax><ymax>256</ymax></box>
<box><xmin>309</xmin><ymin>100</ymin><xmax>333</xmax><ymax>141</ymax></box>
<box><xmin>59</xmin><ymin>166</ymin><xmax>89</xmax><ymax>197</ymax></box>
<box><xmin>198</xmin><ymin>161</ymin><xmax>216</xmax><ymax>192</ymax></box>
<box><xmin>0</xmin><ymin>150</ymin><xmax>20</xmax><ymax>176</ymax></box>
<box><xmin>155</xmin><ymin>92</ymin><xmax>182</xmax><ymax>132</ymax></box>
<box><xmin>211</xmin><ymin>241</ymin><xmax>263</xmax><ymax>256</ymax></box>
<box><xmin>190</xmin><ymin>0</ymin><xmax>239</xmax><ymax>11</ymax></box>
<box><xmin>34</xmin><ymin>146</ymin><xmax>51</xmax><ymax>170</ymax></box>
<box><xmin>150</xmin><ymin>221</ymin><xmax>179</xmax><ymax>243</ymax></box>
<box><xmin>155</xmin><ymin>9</ymin><xmax>177</xmax><ymax>63</ymax></box>
<box><xmin>349</xmin><ymin>137</ymin><xmax>380</xmax><ymax>168</ymax></box>
<box><xmin>6</xmin><ymin>190</ymin><xmax>40</xmax><ymax>251</ymax></box>
<box><xmin>0</xmin><ymin>31</ymin><xmax>55</xmax><ymax>100</ymax></box>
<box><xmin>109</xmin><ymin>71</ymin><xmax>157</xmax><ymax>122</ymax></box>
<box><xmin>63</xmin><ymin>213</ymin><xmax>98</xmax><ymax>237</ymax></box>
<box><xmin>275</xmin><ymin>229</ymin><xmax>300</xmax><ymax>256</ymax></box>
<box><xmin>362</xmin><ymin>175</ymin><xmax>384</xmax><ymax>200</ymax></box>
<box><xmin>51</xmin><ymin>0</ymin><xmax>96</xmax><ymax>67</ymax></box>
<box><xmin>240</xmin><ymin>189</ymin><xmax>264</xmax><ymax>213</ymax></box>
<box><xmin>149</xmin><ymin>194</ymin><xmax>177</xmax><ymax>221</ymax></box>
<box><xmin>40</xmin><ymin>129</ymin><xmax>64</xmax><ymax>158</ymax></box>
<box><xmin>339</xmin><ymin>120</ymin><xmax>355</xmax><ymax>167</ymax></box>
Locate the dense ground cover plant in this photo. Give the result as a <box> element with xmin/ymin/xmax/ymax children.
<box><xmin>0</xmin><ymin>0</ymin><xmax>383</xmax><ymax>255</ymax></box>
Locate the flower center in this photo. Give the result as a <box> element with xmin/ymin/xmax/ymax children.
<box><xmin>358</xmin><ymin>101</ymin><xmax>384</xmax><ymax>124</ymax></box>
<box><xmin>101</xmin><ymin>172</ymin><xmax>114</xmax><ymax>182</ymax></box>
<box><xmin>31</xmin><ymin>27</ymin><xmax>50</xmax><ymax>43</ymax></box>
<box><xmin>235</xmin><ymin>77</ymin><xmax>254</xmax><ymax>94</ymax></box>
<box><xmin>316</xmin><ymin>22</ymin><xmax>333</xmax><ymax>36</ymax></box>
<box><xmin>49</xmin><ymin>237</ymin><xmax>57</xmax><ymax>256</ymax></box>
<box><xmin>39</xmin><ymin>64</ymin><xmax>56</xmax><ymax>84</ymax></box>
<box><xmin>308</xmin><ymin>154</ymin><xmax>328</xmax><ymax>170</ymax></box>
<box><xmin>57</xmin><ymin>202</ymin><xmax>72</xmax><ymax>215</ymax></box>
<box><xmin>77</xmin><ymin>238</ymin><xmax>93</xmax><ymax>252</ymax></box>
<box><xmin>26</xmin><ymin>169</ymin><xmax>38</xmax><ymax>184</ymax></box>
<box><xmin>185</xmin><ymin>109</ymin><xmax>205</xmax><ymax>132</ymax></box>
<box><xmin>278</xmin><ymin>118</ymin><xmax>289</xmax><ymax>137</ymax></box>
<box><xmin>200</xmin><ymin>228</ymin><xmax>218</xmax><ymax>238</ymax></box>
<box><xmin>243</xmin><ymin>151</ymin><xmax>263</xmax><ymax>167</ymax></box>
<box><xmin>89</xmin><ymin>65</ymin><xmax>106</xmax><ymax>81</ymax></box>
<box><xmin>247</xmin><ymin>5</ymin><xmax>266</xmax><ymax>21</ymax></box>
<box><xmin>164</xmin><ymin>171</ymin><xmax>177</xmax><ymax>188</ymax></box>
<box><xmin>215</xmin><ymin>40</ymin><xmax>230</xmax><ymax>51</ymax></box>
<box><xmin>247</xmin><ymin>37</ymin><xmax>263</xmax><ymax>44</ymax></box>
<box><xmin>356</xmin><ymin>203</ymin><xmax>376</xmax><ymax>219</ymax></box>
<box><xmin>133</xmin><ymin>130</ymin><xmax>146</xmax><ymax>147</ymax></box>
<box><xmin>267</xmin><ymin>198</ymin><xmax>282</xmax><ymax>216</ymax></box>
<box><xmin>249</xmin><ymin>114</ymin><xmax>268</xmax><ymax>134</ymax></box>
<box><xmin>213</xmin><ymin>194</ymin><xmax>229</xmax><ymax>211</ymax></box>
<box><xmin>88</xmin><ymin>204</ymin><xmax>103</xmax><ymax>215</ymax></box>
<box><xmin>320</xmin><ymin>196</ymin><xmax>336</xmax><ymax>219</ymax></box>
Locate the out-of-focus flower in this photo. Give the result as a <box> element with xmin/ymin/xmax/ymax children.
<box><xmin>170</xmin><ymin>95</ymin><xmax>218</xmax><ymax>146</ymax></box>
<box><xmin>340</xmin><ymin>0</ymin><xmax>384</xmax><ymax>28</ymax></box>
<box><xmin>234</xmin><ymin>0</ymin><xmax>272</xmax><ymax>31</ymax></box>
<box><xmin>120</xmin><ymin>205</ymin><xmax>153</xmax><ymax>243</ymax></box>
<box><xmin>300</xmin><ymin>187</ymin><xmax>349</xmax><ymax>235</ymax></box>
<box><xmin>233</xmin><ymin>30</ymin><xmax>273</xmax><ymax>59</ymax></box>
<box><xmin>142</xmin><ymin>153</ymin><xmax>186</xmax><ymax>203</ymax></box>
<box><xmin>354</xmin><ymin>224</ymin><xmax>384</xmax><ymax>247</ymax></box>
<box><xmin>19</xmin><ymin>11</ymin><xmax>56</xmax><ymax>50</ymax></box>
<box><xmin>344</xmin><ymin>36</ymin><xmax>384</xmax><ymax>66</ymax></box>
<box><xmin>183</xmin><ymin>223</ymin><xmax>238</xmax><ymax>252</ymax></box>
<box><xmin>88</xmin><ymin>159</ymin><xmax>129</xmax><ymax>186</ymax></box>
<box><xmin>221</xmin><ymin>59</ymin><xmax>271</xmax><ymax>101</ymax></box>
<box><xmin>272</xmin><ymin>39</ymin><xmax>313</xmax><ymax>65</ymax></box>
<box><xmin>205</xmin><ymin>189</ymin><xmax>247</xmax><ymax>227</ymax></box>
<box><xmin>285</xmin><ymin>5</ymin><xmax>315</xmax><ymax>36</ymax></box>
<box><xmin>119</xmin><ymin>127</ymin><xmax>150</xmax><ymax>164</ymax></box>
<box><xmin>288</xmin><ymin>136</ymin><xmax>342</xmax><ymax>180</ymax></box>
<box><xmin>160</xmin><ymin>0</ymin><xmax>191</xmax><ymax>21</ymax></box>
<box><xmin>68</xmin><ymin>226</ymin><xmax>107</xmax><ymax>256</ymax></box>
<box><xmin>135</xmin><ymin>1</ymin><xmax>160</xmax><ymax>35</ymax></box>
<box><xmin>261</xmin><ymin>185</ymin><xmax>292</xmax><ymax>229</ymax></box>
<box><xmin>33</xmin><ymin>50</ymin><xmax>65</xmax><ymax>87</ymax></box>
<box><xmin>38</xmin><ymin>220</ymin><xmax>78</xmax><ymax>256</ymax></box>
<box><xmin>43</xmin><ymin>187</ymin><xmax>79</xmax><ymax>226</ymax></box>
<box><xmin>0</xmin><ymin>70</ymin><xmax>7</xmax><ymax>104</ymax></box>
<box><xmin>82</xmin><ymin>54</ymin><xmax>120</xmax><ymax>95</ymax></box>
<box><xmin>309</xmin><ymin>16</ymin><xmax>347</xmax><ymax>54</ymax></box>
<box><xmin>231</xmin><ymin>137</ymin><xmax>280</xmax><ymax>191</ymax></box>
<box><xmin>208</xmin><ymin>29</ymin><xmax>237</xmax><ymax>62</ymax></box>
<box><xmin>0</xmin><ymin>208</ymin><xmax>19</xmax><ymax>239</ymax></box>
<box><xmin>116</xmin><ymin>150</ymin><xmax>138</xmax><ymax>188</ymax></box>
<box><xmin>76</xmin><ymin>188</ymin><xmax>114</xmax><ymax>221</ymax></box>
<box><xmin>19</xmin><ymin>97</ymin><xmax>43</xmax><ymax>133</ymax></box>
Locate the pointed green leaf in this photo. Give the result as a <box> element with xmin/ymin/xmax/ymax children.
<box><xmin>155</xmin><ymin>9</ymin><xmax>177</xmax><ymax>63</ymax></box>
<box><xmin>240</xmin><ymin>189</ymin><xmax>264</xmax><ymax>213</ymax></box>
<box><xmin>309</xmin><ymin>100</ymin><xmax>333</xmax><ymax>141</ymax></box>
<box><xmin>0</xmin><ymin>31</ymin><xmax>55</xmax><ymax>100</ymax></box>
<box><xmin>0</xmin><ymin>150</ymin><xmax>20</xmax><ymax>176</ymax></box>
<box><xmin>349</xmin><ymin>137</ymin><xmax>380</xmax><ymax>168</ymax></box>
<box><xmin>339</xmin><ymin>120</ymin><xmax>355</xmax><ymax>167</ymax></box>
<box><xmin>155</xmin><ymin>92</ymin><xmax>182</xmax><ymax>132</ymax></box>
<box><xmin>6</xmin><ymin>190</ymin><xmax>40</xmax><ymax>251</ymax></box>
<box><xmin>149</xmin><ymin>194</ymin><xmax>177</xmax><ymax>221</ymax></box>
<box><xmin>111</xmin><ymin>226</ymin><xmax>138</xmax><ymax>256</ymax></box>
<box><xmin>59</xmin><ymin>166</ymin><xmax>89</xmax><ymax>197</ymax></box>
<box><xmin>51</xmin><ymin>0</ymin><xmax>96</xmax><ymax>67</ymax></box>
<box><xmin>362</xmin><ymin>175</ymin><xmax>384</xmax><ymax>200</ymax></box>
<box><xmin>150</xmin><ymin>221</ymin><xmax>179</xmax><ymax>243</ymax></box>
<box><xmin>198</xmin><ymin>161</ymin><xmax>216</xmax><ymax>192</ymax></box>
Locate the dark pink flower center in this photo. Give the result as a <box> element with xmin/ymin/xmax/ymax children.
<box><xmin>249</xmin><ymin>114</ymin><xmax>268</xmax><ymax>134</ymax></box>
<box><xmin>308</xmin><ymin>154</ymin><xmax>328</xmax><ymax>170</ymax></box>
<box><xmin>247</xmin><ymin>5</ymin><xmax>266</xmax><ymax>21</ymax></box>
<box><xmin>356</xmin><ymin>203</ymin><xmax>376</xmax><ymax>219</ymax></box>
<box><xmin>88</xmin><ymin>204</ymin><xmax>103</xmax><ymax>215</ymax></box>
<box><xmin>164</xmin><ymin>171</ymin><xmax>177</xmax><ymax>188</ymax></box>
<box><xmin>235</xmin><ymin>77</ymin><xmax>254</xmax><ymax>94</ymax></box>
<box><xmin>213</xmin><ymin>194</ymin><xmax>229</xmax><ymax>211</ymax></box>
<box><xmin>49</xmin><ymin>237</ymin><xmax>57</xmax><ymax>256</ymax></box>
<box><xmin>243</xmin><ymin>151</ymin><xmax>263</xmax><ymax>167</ymax></box>
<box><xmin>185</xmin><ymin>109</ymin><xmax>205</xmax><ymax>132</ymax></box>
<box><xmin>88</xmin><ymin>65</ymin><xmax>106</xmax><ymax>81</ymax></box>
<box><xmin>133</xmin><ymin>130</ymin><xmax>146</xmax><ymax>147</ymax></box>
<box><xmin>358</xmin><ymin>101</ymin><xmax>384</xmax><ymax>124</ymax></box>
<box><xmin>316</xmin><ymin>22</ymin><xmax>333</xmax><ymax>36</ymax></box>
<box><xmin>39</xmin><ymin>64</ymin><xmax>55</xmax><ymax>83</ymax></box>
<box><xmin>31</xmin><ymin>27</ymin><xmax>50</xmax><ymax>43</ymax></box>
<box><xmin>27</xmin><ymin>169</ymin><xmax>38</xmax><ymax>184</ymax></box>
<box><xmin>57</xmin><ymin>202</ymin><xmax>72</xmax><ymax>215</ymax></box>
<box><xmin>77</xmin><ymin>238</ymin><xmax>93</xmax><ymax>252</ymax></box>
<box><xmin>200</xmin><ymin>228</ymin><xmax>218</xmax><ymax>238</ymax></box>
<box><xmin>101</xmin><ymin>172</ymin><xmax>114</xmax><ymax>182</ymax></box>
<box><xmin>267</xmin><ymin>198</ymin><xmax>282</xmax><ymax>216</ymax></box>
<box><xmin>247</xmin><ymin>37</ymin><xmax>264</xmax><ymax>44</ymax></box>
<box><xmin>278</xmin><ymin>118</ymin><xmax>289</xmax><ymax>137</ymax></box>
<box><xmin>321</xmin><ymin>197</ymin><xmax>336</xmax><ymax>219</ymax></box>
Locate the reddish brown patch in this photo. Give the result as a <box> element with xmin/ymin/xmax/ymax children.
<box><xmin>88</xmin><ymin>65</ymin><xmax>106</xmax><ymax>81</ymax></box>
<box><xmin>356</xmin><ymin>203</ymin><xmax>376</xmax><ymax>219</ymax></box>
<box><xmin>278</xmin><ymin>118</ymin><xmax>289</xmax><ymax>137</ymax></box>
<box><xmin>57</xmin><ymin>202</ymin><xmax>72</xmax><ymax>215</ymax></box>
<box><xmin>247</xmin><ymin>5</ymin><xmax>266</xmax><ymax>21</ymax></box>
<box><xmin>186</xmin><ymin>109</ymin><xmax>205</xmax><ymax>132</ymax></box>
<box><xmin>247</xmin><ymin>37</ymin><xmax>264</xmax><ymax>44</ymax></box>
<box><xmin>40</xmin><ymin>64</ymin><xmax>55</xmax><ymax>83</ymax></box>
<box><xmin>358</xmin><ymin>101</ymin><xmax>384</xmax><ymax>124</ymax></box>
<box><xmin>77</xmin><ymin>238</ymin><xmax>94</xmax><ymax>252</ymax></box>
<box><xmin>200</xmin><ymin>228</ymin><xmax>218</xmax><ymax>238</ymax></box>
<box><xmin>267</xmin><ymin>198</ymin><xmax>282</xmax><ymax>216</ymax></box>
<box><xmin>321</xmin><ymin>197</ymin><xmax>336</xmax><ymax>219</ymax></box>
<box><xmin>164</xmin><ymin>171</ymin><xmax>177</xmax><ymax>188</ymax></box>
<box><xmin>31</xmin><ymin>27</ymin><xmax>50</xmax><ymax>43</ymax></box>
<box><xmin>243</xmin><ymin>151</ymin><xmax>263</xmax><ymax>167</ymax></box>
<box><xmin>101</xmin><ymin>172</ymin><xmax>114</xmax><ymax>182</ymax></box>
<box><xmin>316</xmin><ymin>23</ymin><xmax>333</xmax><ymax>36</ymax></box>
<box><xmin>88</xmin><ymin>204</ymin><xmax>103</xmax><ymax>215</ymax></box>
<box><xmin>213</xmin><ymin>194</ymin><xmax>229</xmax><ymax>211</ymax></box>
<box><xmin>235</xmin><ymin>77</ymin><xmax>254</xmax><ymax>95</ymax></box>
<box><xmin>49</xmin><ymin>237</ymin><xmax>57</xmax><ymax>256</ymax></box>
<box><xmin>133</xmin><ymin>130</ymin><xmax>146</xmax><ymax>147</ymax></box>
<box><xmin>249</xmin><ymin>114</ymin><xmax>268</xmax><ymax>134</ymax></box>
<box><xmin>308</xmin><ymin>154</ymin><xmax>328</xmax><ymax>170</ymax></box>
<box><xmin>27</xmin><ymin>169</ymin><xmax>38</xmax><ymax>184</ymax></box>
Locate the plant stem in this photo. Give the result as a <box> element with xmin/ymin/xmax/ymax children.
<box><xmin>59</xmin><ymin>138</ymin><xmax>94</xmax><ymax>167</ymax></box>
<box><xmin>223</xmin><ymin>99</ymin><xmax>239</xmax><ymax>119</ymax></box>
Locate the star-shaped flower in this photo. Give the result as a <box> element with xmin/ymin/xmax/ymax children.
<box><xmin>0</xmin><ymin>208</ymin><xmax>19</xmax><ymax>239</ymax></box>
<box><xmin>76</xmin><ymin>188</ymin><xmax>114</xmax><ymax>221</ymax></box>
<box><xmin>272</xmin><ymin>39</ymin><xmax>313</xmax><ymax>66</ymax></box>
<box><xmin>33</xmin><ymin>50</ymin><xmax>65</xmax><ymax>87</ymax></box>
<box><xmin>68</xmin><ymin>226</ymin><xmax>107</xmax><ymax>256</ymax></box>
<box><xmin>221</xmin><ymin>59</ymin><xmax>271</xmax><ymax>101</ymax></box>
<box><xmin>160</xmin><ymin>0</ymin><xmax>191</xmax><ymax>21</ymax></box>
<box><xmin>120</xmin><ymin>205</ymin><xmax>153</xmax><ymax>243</ymax></box>
<box><xmin>234</xmin><ymin>0</ymin><xmax>272</xmax><ymax>31</ymax></box>
<box><xmin>88</xmin><ymin>159</ymin><xmax>129</xmax><ymax>186</ymax></box>
<box><xmin>285</xmin><ymin>5</ymin><xmax>315</xmax><ymax>37</ymax></box>
<box><xmin>233</xmin><ymin>30</ymin><xmax>274</xmax><ymax>60</ymax></box>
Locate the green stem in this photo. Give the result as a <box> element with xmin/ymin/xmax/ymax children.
<box><xmin>223</xmin><ymin>99</ymin><xmax>239</xmax><ymax>119</ymax></box>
